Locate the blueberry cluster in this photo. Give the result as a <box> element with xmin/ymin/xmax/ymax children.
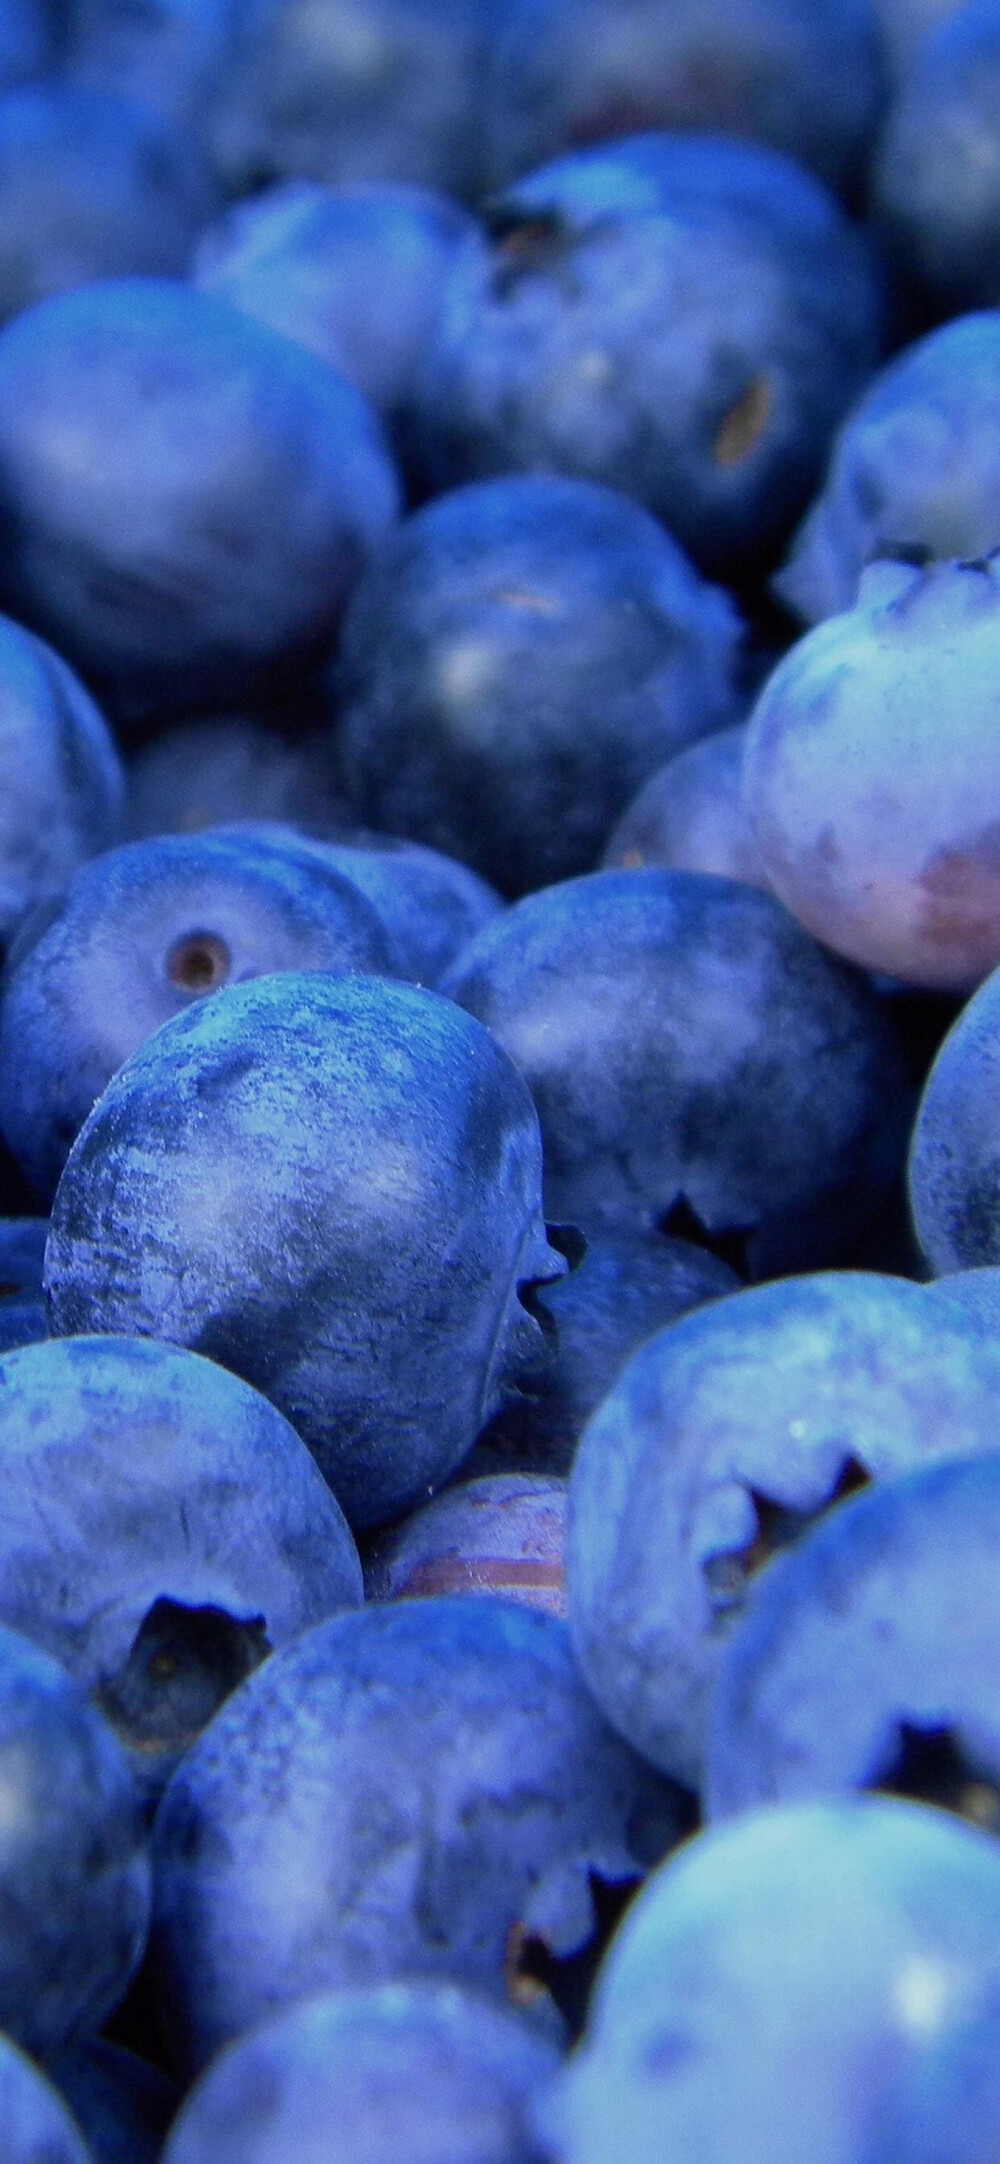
<box><xmin>3</xmin><ymin>1</ymin><xmax>1000</xmax><ymax>2158</ymax></box>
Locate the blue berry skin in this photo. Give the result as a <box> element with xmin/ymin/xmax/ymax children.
<box><xmin>0</xmin><ymin>1216</ymin><xmax>47</xmax><ymax>1355</ymax></box>
<box><xmin>706</xmin><ymin>1451</ymin><xmax>1000</xmax><ymax>1821</ymax></box>
<box><xmin>776</xmin><ymin>314</ymin><xmax>1000</xmax><ymax>625</ymax></box>
<box><xmin>0</xmin><ymin>612</ymin><xmax>122</xmax><ymax>948</ymax></box>
<box><xmin>63</xmin><ymin>0</ymin><xmax>240</xmax><ymax>133</ymax></box>
<box><xmin>601</xmin><ymin>723</ymin><xmax>770</xmax><ymax>890</ymax></box>
<box><xmin>909</xmin><ymin>959</ymin><xmax>1000</xmax><ymax>1271</ymax></box>
<box><xmin>193</xmin><ymin>180</ymin><xmax>480</xmax><ymax>473</ymax></box>
<box><xmin>469</xmin><ymin>1230</ymin><xmax>739</xmax><ymax>1479</ymax></box>
<box><xmin>333</xmin><ymin>475</ymin><xmax>741</xmax><ymax>897</ymax></box>
<box><xmin>923</xmin><ymin>1266</ymin><xmax>1000</xmax><ymax>1331</ymax></box>
<box><xmin>150</xmin><ymin>1597</ymin><xmax>683</xmax><ymax>2075</ymax></box>
<box><xmin>0</xmin><ymin>0</ymin><xmax>54</xmax><ymax>93</ymax></box>
<box><xmin>0</xmin><ymin>278</ymin><xmax>399</xmax><ymax>727</ymax></box>
<box><xmin>481</xmin><ymin>0</ymin><xmax>886</xmax><ymax>197</ymax></box>
<box><xmin>0</xmin><ymin>1335</ymin><xmax>362</xmax><ymax>1777</ymax></box>
<box><xmin>414</xmin><ymin>145</ymin><xmax>884</xmax><ymax>580</ymax></box>
<box><xmin>204</xmin><ymin>0</ymin><xmax>488</xmax><ymax>200</ymax></box>
<box><xmin>51</xmin><ymin>2041</ymin><xmax>178</xmax><ymax>2164</ymax></box>
<box><xmin>0</xmin><ymin>82</ymin><xmax>218</xmax><ymax>327</ymax></box>
<box><xmin>44</xmin><ymin>971</ymin><xmax>564</xmax><ymax>1531</ymax></box>
<box><xmin>124</xmin><ymin>717</ymin><xmax>353</xmax><ymax>844</ymax></box>
<box><xmin>162</xmin><ymin>1980</ymin><xmax>560</xmax><ymax>2164</ymax></box>
<box><xmin>744</xmin><ymin>555</ymin><xmax>1000</xmax><ymax>989</ymax></box>
<box><xmin>490</xmin><ymin>128</ymin><xmax>877</xmax><ymax>238</ymax></box>
<box><xmin>544</xmin><ymin>1797</ymin><xmax>1000</xmax><ymax>2164</ymax></box>
<box><xmin>567</xmin><ymin>1270</ymin><xmax>1000</xmax><ymax>1790</ymax></box>
<box><xmin>874</xmin><ymin>0</ymin><xmax>963</xmax><ymax>75</ymax></box>
<box><xmin>0</xmin><ymin>831</ymin><xmax>394</xmax><ymax>1203</ymax></box>
<box><xmin>442</xmin><ymin>869</ymin><xmax>910</xmax><ymax>1274</ymax></box>
<box><xmin>365</xmin><ymin>1471</ymin><xmax>568</xmax><ymax>1619</ymax></box>
<box><xmin>300</xmin><ymin>838</ymin><xmax>503</xmax><ymax>986</ymax></box>
<box><xmin>0</xmin><ymin>2033</ymin><xmax>93</xmax><ymax>2164</ymax></box>
<box><xmin>0</xmin><ymin>1621</ymin><xmax>150</xmax><ymax>2058</ymax></box>
<box><xmin>873</xmin><ymin>0</ymin><xmax>1000</xmax><ymax>315</ymax></box>
<box><xmin>215</xmin><ymin>823</ymin><xmax>506</xmax><ymax>985</ymax></box>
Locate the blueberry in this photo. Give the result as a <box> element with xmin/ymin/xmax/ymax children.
<box><xmin>0</xmin><ymin>1334</ymin><xmax>362</xmax><ymax>1784</ymax></box>
<box><xmin>567</xmin><ymin>1269</ymin><xmax>1000</xmax><ymax>1788</ymax></box>
<box><xmin>545</xmin><ymin>1796</ymin><xmax>1000</xmax><ymax>2164</ymax></box>
<box><xmin>298</xmin><ymin>837</ymin><xmax>503</xmax><ymax>986</ymax></box>
<box><xmin>214</xmin><ymin>824</ymin><xmax>506</xmax><ymax>985</ymax></box>
<box><xmin>150</xmin><ymin>1597</ymin><xmax>683</xmax><ymax>2074</ymax></box>
<box><xmin>0</xmin><ymin>831</ymin><xmax>394</xmax><ymax>1202</ymax></box>
<box><xmin>193</xmin><ymin>179</ymin><xmax>481</xmax><ymax>479</ymax></box>
<box><xmin>0</xmin><ymin>1215</ymin><xmax>48</xmax><ymax>1353</ymax></box>
<box><xmin>161</xmin><ymin>1979</ymin><xmax>561</xmax><ymax>2164</ymax></box>
<box><xmin>124</xmin><ymin>714</ymin><xmax>353</xmax><ymax>843</ymax></box>
<box><xmin>0</xmin><ymin>2032</ymin><xmax>93</xmax><ymax>2164</ymax></box>
<box><xmin>744</xmin><ymin>553</ymin><xmax>1000</xmax><ymax>987</ymax></box>
<box><xmin>776</xmin><ymin>313</ymin><xmax>1000</xmax><ymax>625</ymax></box>
<box><xmin>0</xmin><ymin>277</ymin><xmax>399</xmax><ymax>725</ymax></box>
<box><xmin>909</xmin><ymin>952</ymin><xmax>1000</xmax><ymax>1270</ymax></box>
<box><xmin>706</xmin><ymin>1451</ymin><xmax>1000</xmax><ymax>1823</ymax></box>
<box><xmin>44</xmin><ymin>971</ymin><xmax>564</xmax><ymax>1529</ymax></box>
<box><xmin>51</xmin><ymin>2041</ymin><xmax>178</xmax><ymax>2164</ymax></box>
<box><xmin>923</xmin><ymin>1266</ymin><xmax>1000</xmax><ymax>1330</ymax></box>
<box><xmin>0</xmin><ymin>611</ymin><xmax>122</xmax><ymax>949</ymax></box>
<box><xmin>205</xmin><ymin>0</ymin><xmax>488</xmax><ymax>200</ymax></box>
<box><xmin>0</xmin><ymin>82</ymin><xmax>218</xmax><ymax>325</ymax></box>
<box><xmin>481</xmin><ymin>0</ymin><xmax>885</xmax><ymax>196</ymax></box>
<box><xmin>442</xmin><ymin>868</ymin><xmax>909</xmax><ymax>1274</ymax></box>
<box><xmin>333</xmin><ymin>474</ymin><xmax>741</xmax><ymax>896</ymax></box>
<box><xmin>873</xmin><ymin>0</ymin><xmax>1000</xmax><ymax>314</ymax></box>
<box><xmin>63</xmin><ymin>0</ymin><xmax>239</xmax><ymax>132</ymax></box>
<box><xmin>0</xmin><ymin>1620</ymin><xmax>150</xmax><ymax>2057</ymax></box>
<box><xmin>601</xmin><ymin>723</ymin><xmax>771</xmax><ymax>889</ymax></box>
<box><xmin>415</xmin><ymin>145</ymin><xmax>884</xmax><ymax>580</ymax></box>
<box><xmin>469</xmin><ymin>1228</ymin><xmax>739</xmax><ymax>1479</ymax></box>
<box><xmin>486</xmin><ymin>127</ymin><xmax>877</xmax><ymax>238</ymax></box>
<box><xmin>365</xmin><ymin>1472</ymin><xmax>568</xmax><ymax>1618</ymax></box>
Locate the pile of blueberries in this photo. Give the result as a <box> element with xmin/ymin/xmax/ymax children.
<box><xmin>11</xmin><ymin>0</ymin><xmax>1000</xmax><ymax>2155</ymax></box>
